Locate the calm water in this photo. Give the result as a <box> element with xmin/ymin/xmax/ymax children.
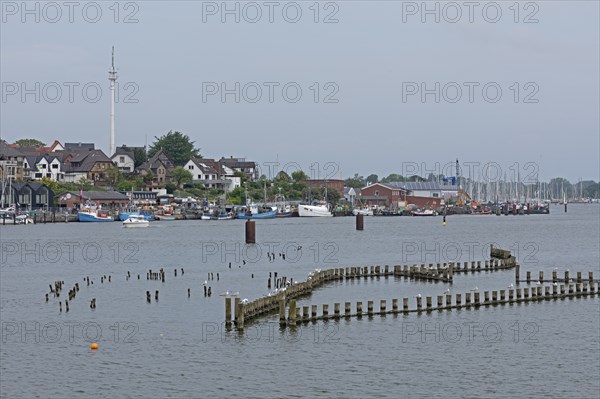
<box><xmin>1</xmin><ymin>204</ymin><xmax>599</xmax><ymax>398</ymax></box>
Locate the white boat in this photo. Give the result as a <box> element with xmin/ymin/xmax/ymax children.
<box><xmin>352</xmin><ymin>207</ymin><xmax>373</xmax><ymax>216</ymax></box>
<box><xmin>411</xmin><ymin>209</ymin><xmax>436</xmax><ymax>216</ymax></box>
<box><xmin>298</xmin><ymin>201</ymin><xmax>333</xmax><ymax>217</ymax></box>
<box><xmin>0</xmin><ymin>206</ymin><xmax>16</xmax><ymax>215</ymax></box>
<box><xmin>123</xmin><ymin>214</ymin><xmax>150</xmax><ymax>228</ymax></box>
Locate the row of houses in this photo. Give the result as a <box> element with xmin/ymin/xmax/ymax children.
<box><xmin>0</xmin><ymin>139</ymin><xmax>257</xmax><ymax>192</ymax></box>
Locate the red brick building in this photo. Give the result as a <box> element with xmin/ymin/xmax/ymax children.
<box><xmin>359</xmin><ymin>183</ymin><xmax>409</xmax><ymax>207</ymax></box>
<box><xmin>306</xmin><ymin>179</ymin><xmax>344</xmax><ymax>196</ymax></box>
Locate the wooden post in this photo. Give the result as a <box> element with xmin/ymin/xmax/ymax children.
<box><xmin>426</xmin><ymin>296</ymin><xmax>432</xmax><ymax>312</ymax></box>
<box><xmin>245</xmin><ymin>220</ymin><xmax>256</xmax><ymax>244</ymax></box>
<box><xmin>437</xmin><ymin>295</ymin><xmax>443</xmax><ymax>310</ymax></box>
<box><xmin>560</xmin><ymin>284</ymin><xmax>566</xmax><ymax>298</ymax></box>
<box><xmin>577</xmin><ymin>272</ymin><xmax>582</xmax><ymax>283</ymax></box>
<box><xmin>544</xmin><ymin>286</ymin><xmax>550</xmax><ymax>299</ymax></box>
<box><xmin>380</xmin><ymin>300</ymin><xmax>386</xmax><ymax>315</ymax></box>
<box><xmin>289</xmin><ymin>300</ymin><xmax>297</xmax><ymax>324</ymax></box>
<box><xmin>303</xmin><ymin>305</ymin><xmax>309</xmax><ymax>321</ymax></box>
<box><xmin>508</xmin><ymin>289</ymin><xmax>514</xmax><ymax>303</ymax></box>
<box><xmin>552</xmin><ymin>284</ymin><xmax>558</xmax><ymax>298</ymax></box>
<box><xmin>589</xmin><ymin>272</ymin><xmax>594</xmax><ymax>284</ymax></box>
<box><xmin>526</xmin><ymin>271</ymin><xmax>531</xmax><ymax>283</ymax></box>
<box><xmin>311</xmin><ymin>304</ymin><xmax>317</xmax><ymax>320</ymax></box>
<box><xmin>279</xmin><ymin>299</ymin><xmax>286</xmax><ymax>325</ymax></box>
<box><xmin>392</xmin><ymin>298</ymin><xmax>398</xmax><ymax>313</ymax></box>
<box><xmin>523</xmin><ymin>287</ymin><xmax>529</xmax><ymax>301</ymax></box>
<box><xmin>552</xmin><ymin>270</ymin><xmax>557</xmax><ymax>283</ymax></box>
<box><xmin>500</xmin><ymin>290</ymin><xmax>506</xmax><ymax>303</ymax></box>
<box><xmin>357</xmin><ymin>301</ymin><xmax>363</xmax><ymax>318</ymax></box>
<box><xmin>465</xmin><ymin>292</ymin><xmax>471</xmax><ymax>307</ymax></box>
<box><xmin>455</xmin><ymin>294</ymin><xmax>461</xmax><ymax>309</ymax></box>
<box><xmin>474</xmin><ymin>292</ymin><xmax>480</xmax><ymax>307</ymax></box>
<box><xmin>564</xmin><ymin>270</ymin><xmax>569</xmax><ymax>282</ymax></box>
<box><xmin>484</xmin><ymin>291</ymin><xmax>490</xmax><ymax>305</ymax></box>
<box><xmin>515</xmin><ymin>263</ymin><xmax>520</xmax><ymax>282</ymax></box>
<box><xmin>539</xmin><ymin>271</ymin><xmax>544</xmax><ymax>283</ymax></box>
<box><xmin>356</xmin><ymin>213</ymin><xmax>364</xmax><ymax>231</ymax></box>
<box><xmin>416</xmin><ymin>297</ymin><xmax>422</xmax><ymax>312</ymax></box>
<box><xmin>322</xmin><ymin>304</ymin><xmax>329</xmax><ymax>317</ymax></box>
<box><xmin>225</xmin><ymin>297</ymin><xmax>232</xmax><ymax>325</ymax></box>
<box><xmin>367</xmin><ymin>301</ymin><xmax>373</xmax><ymax>316</ymax></box>
<box><xmin>334</xmin><ymin>303</ymin><xmax>340</xmax><ymax>318</ymax></box>
<box><xmin>445</xmin><ymin>294</ymin><xmax>452</xmax><ymax>309</ymax></box>
<box><xmin>492</xmin><ymin>291</ymin><xmax>498</xmax><ymax>305</ymax></box>
<box><xmin>402</xmin><ymin>298</ymin><xmax>408</xmax><ymax>314</ymax></box>
<box><xmin>345</xmin><ymin>302</ymin><xmax>351</xmax><ymax>317</ymax></box>
<box><xmin>516</xmin><ymin>288</ymin><xmax>522</xmax><ymax>301</ymax></box>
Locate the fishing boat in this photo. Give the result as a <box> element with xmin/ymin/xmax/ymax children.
<box><xmin>123</xmin><ymin>214</ymin><xmax>149</xmax><ymax>228</ymax></box>
<box><xmin>78</xmin><ymin>207</ymin><xmax>113</xmax><ymax>222</ymax></box>
<box><xmin>237</xmin><ymin>204</ymin><xmax>276</xmax><ymax>219</ymax></box>
<box><xmin>273</xmin><ymin>191</ymin><xmax>293</xmax><ymax>217</ymax></box>
<box><xmin>411</xmin><ymin>209</ymin><xmax>436</xmax><ymax>216</ymax></box>
<box><xmin>15</xmin><ymin>214</ymin><xmax>33</xmax><ymax>224</ymax></box>
<box><xmin>298</xmin><ymin>201</ymin><xmax>333</xmax><ymax>217</ymax></box>
<box><xmin>216</xmin><ymin>212</ymin><xmax>234</xmax><ymax>220</ymax></box>
<box><xmin>154</xmin><ymin>206</ymin><xmax>176</xmax><ymax>220</ymax></box>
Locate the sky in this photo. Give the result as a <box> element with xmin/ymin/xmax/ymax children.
<box><xmin>1</xmin><ymin>0</ymin><xmax>599</xmax><ymax>183</ymax></box>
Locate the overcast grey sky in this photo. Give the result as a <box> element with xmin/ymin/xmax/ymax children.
<box><xmin>1</xmin><ymin>1</ymin><xmax>598</xmax><ymax>182</ymax></box>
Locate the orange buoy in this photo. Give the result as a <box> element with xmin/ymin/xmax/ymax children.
<box><xmin>90</xmin><ymin>343</ymin><xmax>99</xmax><ymax>350</ymax></box>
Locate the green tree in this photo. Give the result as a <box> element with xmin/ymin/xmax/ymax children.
<box><xmin>78</xmin><ymin>178</ymin><xmax>93</xmax><ymax>191</ymax></box>
<box><xmin>344</xmin><ymin>173</ymin><xmax>364</xmax><ymax>189</ymax></box>
<box><xmin>107</xmin><ymin>165</ymin><xmax>122</xmax><ymax>188</ymax></box>
<box><xmin>380</xmin><ymin>173</ymin><xmax>404</xmax><ymax>183</ymax></box>
<box><xmin>366</xmin><ymin>174</ymin><xmax>378</xmax><ymax>184</ymax></box>
<box><xmin>15</xmin><ymin>138</ymin><xmax>46</xmax><ymax>147</ymax></box>
<box><xmin>171</xmin><ymin>166</ymin><xmax>193</xmax><ymax>188</ymax></box>
<box><xmin>291</xmin><ymin>170</ymin><xmax>309</xmax><ymax>182</ymax></box>
<box><xmin>143</xmin><ymin>170</ymin><xmax>154</xmax><ymax>184</ymax></box>
<box><xmin>148</xmin><ymin>131</ymin><xmax>201</xmax><ymax>166</ymax></box>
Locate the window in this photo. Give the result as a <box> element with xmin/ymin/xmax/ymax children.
<box><xmin>35</xmin><ymin>173</ymin><xmax>42</xmax><ymax>178</ymax></box>
<box><xmin>46</xmin><ymin>173</ymin><xmax>51</xmax><ymax>178</ymax></box>
<box><xmin>36</xmin><ymin>192</ymin><xmax>48</xmax><ymax>204</ymax></box>
<box><xmin>198</xmin><ymin>175</ymin><xmax>202</xmax><ymax>179</ymax></box>
<box><xmin>189</xmin><ymin>165</ymin><xmax>194</xmax><ymax>170</ymax></box>
<box><xmin>52</xmin><ymin>164</ymin><xmax>58</xmax><ymax>169</ymax></box>
<box><xmin>375</xmin><ymin>191</ymin><xmax>379</xmax><ymax>196</ymax></box>
<box><xmin>433</xmin><ymin>193</ymin><xmax>439</xmax><ymax>198</ymax></box>
<box><xmin>120</xmin><ymin>156</ymin><xmax>125</xmax><ymax>163</ymax></box>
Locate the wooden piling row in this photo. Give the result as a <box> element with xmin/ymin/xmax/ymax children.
<box><xmin>268</xmin><ymin>281</ymin><xmax>599</xmax><ymax>328</ymax></box>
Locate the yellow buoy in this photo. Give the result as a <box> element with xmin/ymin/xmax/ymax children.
<box><xmin>90</xmin><ymin>343</ymin><xmax>99</xmax><ymax>350</ymax></box>
<box><xmin>443</xmin><ymin>221</ymin><xmax>446</xmax><ymax>225</ymax></box>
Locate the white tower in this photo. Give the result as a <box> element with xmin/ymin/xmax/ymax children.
<box><xmin>108</xmin><ymin>46</ymin><xmax>118</xmax><ymax>157</ymax></box>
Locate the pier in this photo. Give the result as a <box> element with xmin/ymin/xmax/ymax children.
<box><xmin>225</xmin><ymin>246</ymin><xmax>526</xmax><ymax>331</ymax></box>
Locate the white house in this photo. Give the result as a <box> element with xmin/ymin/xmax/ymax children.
<box><xmin>23</xmin><ymin>155</ymin><xmax>64</xmax><ymax>181</ymax></box>
<box><xmin>111</xmin><ymin>148</ymin><xmax>135</xmax><ymax>173</ymax></box>
<box><xmin>184</xmin><ymin>158</ymin><xmax>241</xmax><ymax>192</ymax></box>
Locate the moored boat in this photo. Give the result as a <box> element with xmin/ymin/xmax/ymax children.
<box><xmin>411</xmin><ymin>209</ymin><xmax>436</xmax><ymax>216</ymax></box>
<box><xmin>298</xmin><ymin>201</ymin><xmax>333</xmax><ymax>217</ymax></box>
<box><xmin>352</xmin><ymin>206</ymin><xmax>374</xmax><ymax>216</ymax></box>
<box><xmin>78</xmin><ymin>207</ymin><xmax>113</xmax><ymax>222</ymax></box>
<box><xmin>123</xmin><ymin>214</ymin><xmax>150</xmax><ymax>228</ymax></box>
